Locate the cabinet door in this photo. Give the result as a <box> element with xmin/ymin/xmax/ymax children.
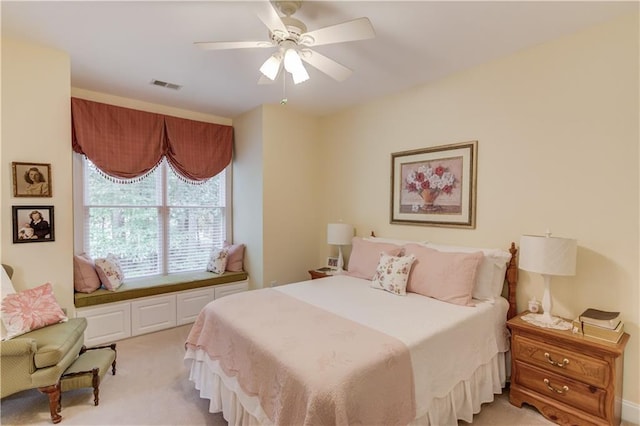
<box><xmin>214</xmin><ymin>280</ymin><xmax>249</xmax><ymax>299</ymax></box>
<box><xmin>77</xmin><ymin>302</ymin><xmax>131</xmax><ymax>346</ymax></box>
<box><xmin>131</xmin><ymin>294</ymin><xmax>176</xmax><ymax>336</ymax></box>
<box><xmin>176</xmin><ymin>287</ymin><xmax>215</xmax><ymax>325</ymax></box>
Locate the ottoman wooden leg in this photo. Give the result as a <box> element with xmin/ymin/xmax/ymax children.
<box><xmin>91</xmin><ymin>367</ymin><xmax>100</xmax><ymax>406</ymax></box>
<box><xmin>39</xmin><ymin>383</ymin><xmax>62</xmax><ymax>424</ymax></box>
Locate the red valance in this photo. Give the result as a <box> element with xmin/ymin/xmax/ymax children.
<box><xmin>71</xmin><ymin>98</ymin><xmax>233</xmax><ymax>182</ymax></box>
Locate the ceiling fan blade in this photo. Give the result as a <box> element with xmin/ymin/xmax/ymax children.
<box><xmin>300</xmin><ymin>49</ymin><xmax>352</xmax><ymax>82</ymax></box>
<box><xmin>300</xmin><ymin>17</ymin><xmax>375</xmax><ymax>47</ymax></box>
<box><xmin>252</xmin><ymin>0</ymin><xmax>289</xmax><ymax>38</ymax></box>
<box><xmin>194</xmin><ymin>41</ymin><xmax>273</xmax><ymax>50</ymax></box>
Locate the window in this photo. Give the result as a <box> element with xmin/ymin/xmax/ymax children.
<box><xmin>75</xmin><ymin>156</ymin><xmax>229</xmax><ymax>279</ymax></box>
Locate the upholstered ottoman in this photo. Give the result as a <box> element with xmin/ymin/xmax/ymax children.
<box><xmin>58</xmin><ymin>344</ymin><xmax>117</xmax><ymax>409</ymax></box>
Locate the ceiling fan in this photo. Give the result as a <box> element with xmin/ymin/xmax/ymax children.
<box><xmin>195</xmin><ymin>1</ymin><xmax>375</xmax><ymax>85</ymax></box>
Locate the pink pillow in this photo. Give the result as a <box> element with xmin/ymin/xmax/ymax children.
<box><xmin>224</xmin><ymin>242</ymin><xmax>245</xmax><ymax>272</ymax></box>
<box><xmin>346</xmin><ymin>237</ymin><xmax>405</xmax><ymax>280</ymax></box>
<box><xmin>1</xmin><ymin>282</ymin><xmax>68</xmax><ymax>340</ymax></box>
<box><xmin>73</xmin><ymin>253</ymin><xmax>101</xmax><ymax>293</ymax></box>
<box><xmin>404</xmin><ymin>244</ymin><xmax>483</xmax><ymax>306</ymax></box>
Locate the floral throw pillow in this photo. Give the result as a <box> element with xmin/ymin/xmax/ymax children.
<box><xmin>207</xmin><ymin>247</ymin><xmax>228</xmax><ymax>274</ymax></box>
<box><xmin>370</xmin><ymin>253</ymin><xmax>416</xmax><ymax>296</ymax></box>
<box><xmin>1</xmin><ymin>282</ymin><xmax>68</xmax><ymax>340</ymax></box>
<box><xmin>95</xmin><ymin>254</ymin><xmax>125</xmax><ymax>291</ymax></box>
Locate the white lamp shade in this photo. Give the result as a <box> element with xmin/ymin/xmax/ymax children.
<box><xmin>327</xmin><ymin>223</ymin><xmax>353</xmax><ymax>246</ymax></box>
<box><xmin>519</xmin><ymin>234</ymin><xmax>577</xmax><ymax>276</ymax></box>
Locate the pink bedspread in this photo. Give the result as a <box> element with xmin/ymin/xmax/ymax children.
<box><xmin>185</xmin><ymin>288</ymin><xmax>416</xmax><ymax>425</ymax></box>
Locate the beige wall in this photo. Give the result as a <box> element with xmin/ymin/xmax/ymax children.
<box><xmin>320</xmin><ymin>13</ymin><xmax>639</xmax><ymax>409</ymax></box>
<box><xmin>234</xmin><ymin>104</ymin><xmax>323</xmax><ymax>289</ymax></box>
<box><xmin>1</xmin><ymin>39</ymin><xmax>73</xmax><ymax>308</ymax></box>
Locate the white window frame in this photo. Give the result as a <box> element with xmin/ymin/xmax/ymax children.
<box><xmin>72</xmin><ymin>153</ymin><xmax>233</xmax><ymax>276</ymax></box>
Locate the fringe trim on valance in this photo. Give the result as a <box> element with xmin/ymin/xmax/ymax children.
<box><xmin>91</xmin><ymin>157</ymin><xmax>163</xmax><ymax>184</ymax></box>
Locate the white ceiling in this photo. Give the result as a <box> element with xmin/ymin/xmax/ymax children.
<box><xmin>2</xmin><ymin>1</ymin><xmax>636</xmax><ymax>118</ymax></box>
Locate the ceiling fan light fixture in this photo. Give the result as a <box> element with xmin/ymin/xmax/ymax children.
<box><xmin>260</xmin><ymin>53</ymin><xmax>282</xmax><ymax>80</ymax></box>
<box><xmin>284</xmin><ymin>48</ymin><xmax>309</xmax><ymax>84</ymax></box>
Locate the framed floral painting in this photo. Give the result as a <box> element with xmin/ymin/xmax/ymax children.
<box><xmin>390</xmin><ymin>141</ymin><xmax>477</xmax><ymax>228</ymax></box>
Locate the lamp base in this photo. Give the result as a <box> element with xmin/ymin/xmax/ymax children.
<box><xmin>521</xmin><ymin>313</ymin><xmax>572</xmax><ymax>330</ymax></box>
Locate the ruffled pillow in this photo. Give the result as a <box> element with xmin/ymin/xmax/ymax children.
<box><xmin>95</xmin><ymin>254</ymin><xmax>125</xmax><ymax>291</ymax></box>
<box><xmin>207</xmin><ymin>247</ymin><xmax>228</xmax><ymax>274</ymax></box>
<box><xmin>1</xmin><ymin>282</ymin><xmax>68</xmax><ymax>340</ymax></box>
<box><xmin>370</xmin><ymin>253</ymin><xmax>416</xmax><ymax>296</ymax></box>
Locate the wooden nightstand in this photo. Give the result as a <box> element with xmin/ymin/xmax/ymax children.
<box><xmin>308</xmin><ymin>269</ymin><xmax>333</xmax><ymax>279</ymax></box>
<box><xmin>507</xmin><ymin>312</ymin><xmax>629</xmax><ymax>426</ymax></box>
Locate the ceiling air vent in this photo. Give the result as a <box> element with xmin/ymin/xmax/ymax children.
<box><xmin>150</xmin><ymin>79</ymin><xmax>182</xmax><ymax>90</ymax></box>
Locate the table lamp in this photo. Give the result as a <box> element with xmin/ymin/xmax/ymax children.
<box><xmin>327</xmin><ymin>223</ymin><xmax>353</xmax><ymax>273</ymax></box>
<box><xmin>519</xmin><ymin>231</ymin><xmax>577</xmax><ymax>330</ymax></box>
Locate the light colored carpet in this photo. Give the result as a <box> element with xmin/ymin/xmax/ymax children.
<box><xmin>1</xmin><ymin>324</ymin><xmax>558</xmax><ymax>425</ymax></box>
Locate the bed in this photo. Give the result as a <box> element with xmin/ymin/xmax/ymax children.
<box><xmin>185</xmin><ymin>238</ymin><xmax>518</xmax><ymax>425</ymax></box>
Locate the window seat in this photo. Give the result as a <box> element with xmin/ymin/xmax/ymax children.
<box><xmin>74</xmin><ymin>271</ymin><xmax>248</xmax><ymax>308</ymax></box>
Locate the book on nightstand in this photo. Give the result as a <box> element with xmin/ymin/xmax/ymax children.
<box><xmin>582</xmin><ymin>321</ymin><xmax>625</xmax><ymax>344</ymax></box>
<box><xmin>579</xmin><ymin>308</ymin><xmax>621</xmax><ymax>330</ymax></box>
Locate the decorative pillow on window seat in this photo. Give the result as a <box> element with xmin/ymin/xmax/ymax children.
<box><xmin>95</xmin><ymin>254</ymin><xmax>125</xmax><ymax>291</ymax></box>
<box><xmin>207</xmin><ymin>247</ymin><xmax>229</xmax><ymax>274</ymax></box>
<box><xmin>73</xmin><ymin>253</ymin><xmax>101</xmax><ymax>293</ymax></box>
<box><xmin>370</xmin><ymin>253</ymin><xmax>416</xmax><ymax>296</ymax></box>
<box><xmin>223</xmin><ymin>242</ymin><xmax>245</xmax><ymax>272</ymax></box>
<box><xmin>1</xmin><ymin>282</ymin><xmax>68</xmax><ymax>340</ymax></box>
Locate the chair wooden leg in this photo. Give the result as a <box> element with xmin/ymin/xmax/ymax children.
<box><xmin>39</xmin><ymin>383</ymin><xmax>62</xmax><ymax>424</ymax></box>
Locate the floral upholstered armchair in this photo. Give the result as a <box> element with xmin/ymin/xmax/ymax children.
<box><xmin>1</xmin><ymin>264</ymin><xmax>87</xmax><ymax>423</ymax></box>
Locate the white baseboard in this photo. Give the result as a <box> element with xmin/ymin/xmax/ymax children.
<box><xmin>622</xmin><ymin>398</ymin><xmax>640</xmax><ymax>425</ymax></box>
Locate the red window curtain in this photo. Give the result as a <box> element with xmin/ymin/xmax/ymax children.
<box><xmin>164</xmin><ymin>116</ymin><xmax>232</xmax><ymax>182</ymax></box>
<box><xmin>71</xmin><ymin>98</ymin><xmax>233</xmax><ymax>182</ymax></box>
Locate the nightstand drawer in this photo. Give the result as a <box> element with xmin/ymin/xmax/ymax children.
<box><xmin>514</xmin><ymin>361</ymin><xmax>607</xmax><ymax>418</ymax></box>
<box><xmin>513</xmin><ymin>335</ymin><xmax>609</xmax><ymax>388</ymax></box>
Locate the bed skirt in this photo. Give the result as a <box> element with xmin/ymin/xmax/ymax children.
<box><xmin>185</xmin><ymin>348</ymin><xmax>508</xmax><ymax>426</ymax></box>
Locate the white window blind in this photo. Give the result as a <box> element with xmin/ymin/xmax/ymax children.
<box><xmin>81</xmin><ymin>158</ymin><xmax>227</xmax><ymax>278</ymax></box>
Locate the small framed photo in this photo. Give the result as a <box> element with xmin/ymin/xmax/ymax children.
<box><xmin>327</xmin><ymin>257</ymin><xmax>338</xmax><ymax>269</ymax></box>
<box><xmin>12</xmin><ymin>206</ymin><xmax>55</xmax><ymax>243</ymax></box>
<box><xmin>12</xmin><ymin>162</ymin><xmax>52</xmax><ymax>197</ymax></box>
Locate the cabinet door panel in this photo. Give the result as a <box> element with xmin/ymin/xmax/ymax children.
<box><xmin>77</xmin><ymin>302</ymin><xmax>131</xmax><ymax>346</ymax></box>
<box><xmin>177</xmin><ymin>288</ymin><xmax>215</xmax><ymax>325</ymax></box>
<box><xmin>131</xmin><ymin>295</ymin><xmax>176</xmax><ymax>336</ymax></box>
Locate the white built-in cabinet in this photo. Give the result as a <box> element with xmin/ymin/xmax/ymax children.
<box><xmin>77</xmin><ymin>280</ymin><xmax>248</xmax><ymax>346</ymax></box>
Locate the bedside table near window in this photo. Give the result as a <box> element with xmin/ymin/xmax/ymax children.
<box><xmin>507</xmin><ymin>311</ymin><xmax>629</xmax><ymax>426</ymax></box>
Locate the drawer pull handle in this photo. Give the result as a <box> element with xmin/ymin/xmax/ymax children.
<box><xmin>544</xmin><ymin>378</ymin><xmax>569</xmax><ymax>394</ymax></box>
<box><xmin>544</xmin><ymin>352</ymin><xmax>569</xmax><ymax>368</ymax></box>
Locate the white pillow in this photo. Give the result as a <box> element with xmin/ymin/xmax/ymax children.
<box><xmin>207</xmin><ymin>247</ymin><xmax>228</xmax><ymax>274</ymax></box>
<box><xmin>95</xmin><ymin>254</ymin><xmax>125</xmax><ymax>291</ymax></box>
<box><xmin>1</xmin><ymin>266</ymin><xmax>17</xmax><ymax>340</ymax></box>
<box><xmin>424</xmin><ymin>243</ymin><xmax>511</xmax><ymax>302</ymax></box>
<box><xmin>364</xmin><ymin>236</ymin><xmax>428</xmax><ymax>246</ymax></box>
<box><xmin>370</xmin><ymin>253</ymin><xmax>416</xmax><ymax>296</ymax></box>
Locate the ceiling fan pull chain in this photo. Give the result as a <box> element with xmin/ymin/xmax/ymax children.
<box><xmin>281</xmin><ymin>72</ymin><xmax>288</xmax><ymax>105</ymax></box>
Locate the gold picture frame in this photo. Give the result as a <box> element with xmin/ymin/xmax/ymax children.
<box><xmin>12</xmin><ymin>162</ymin><xmax>52</xmax><ymax>197</ymax></box>
<box><xmin>391</xmin><ymin>141</ymin><xmax>477</xmax><ymax>228</ymax></box>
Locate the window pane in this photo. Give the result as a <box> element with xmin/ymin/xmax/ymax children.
<box><xmin>86</xmin><ymin>160</ymin><xmax>161</xmax><ymax>206</ymax></box>
<box><xmin>167</xmin><ymin>168</ymin><xmax>224</xmax><ymax>207</ymax></box>
<box><xmin>168</xmin><ymin>207</ymin><xmax>224</xmax><ymax>273</ymax></box>
<box><xmin>86</xmin><ymin>207</ymin><xmax>160</xmax><ymax>278</ymax></box>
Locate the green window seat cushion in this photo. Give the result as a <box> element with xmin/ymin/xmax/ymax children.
<box><xmin>74</xmin><ymin>271</ymin><xmax>248</xmax><ymax>308</ymax></box>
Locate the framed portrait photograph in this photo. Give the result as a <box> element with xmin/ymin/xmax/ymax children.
<box><xmin>12</xmin><ymin>205</ymin><xmax>55</xmax><ymax>243</ymax></box>
<box><xmin>391</xmin><ymin>140</ymin><xmax>477</xmax><ymax>228</ymax></box>
<box><xmin>12</xmin><ymin>162</ymin><xmax>52</xmax><ymax>197</ymax></box>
